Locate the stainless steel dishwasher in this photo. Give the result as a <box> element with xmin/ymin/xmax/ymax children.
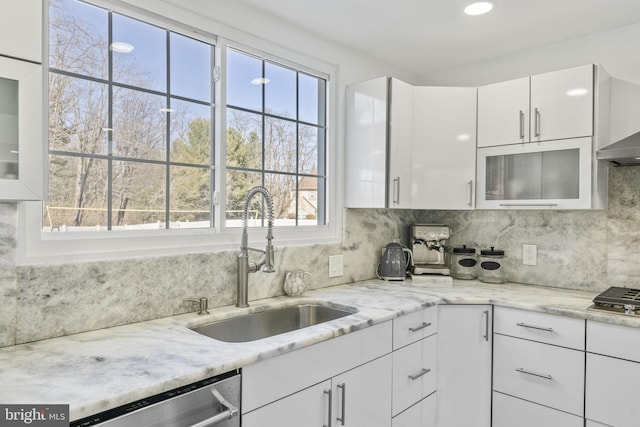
<box><xmin>71</xmin><ymin>370</ymin><xmax>240</xmax><ymax>427</ymax></box>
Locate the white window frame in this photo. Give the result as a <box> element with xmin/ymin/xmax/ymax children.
<box><xmin>17</xmin><ymin>0</ymin><xmax>341</xmax><ymax>265</ymax></box>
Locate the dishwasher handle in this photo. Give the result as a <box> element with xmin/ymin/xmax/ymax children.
<box><xmin>188</xmin><ymin>389</ymin><xmax>239</xmax><ymax>427</ymax></box>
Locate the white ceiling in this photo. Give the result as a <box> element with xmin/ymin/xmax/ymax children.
<box><xmin>234</xmin><ymin>0</ymin><xmax>640</xmax><ymax>76</ymax></box>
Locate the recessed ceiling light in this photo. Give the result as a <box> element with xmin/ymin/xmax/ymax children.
<box><xmin>251</xmin><ymin>77</ymin><xmax>270</xmax><ymax>85</ymax></box>
<box><xmin>464</xmin><ymin>1</ymin><xmax>495</xmax><ymax>16</ymax></box>
<box><xmin>110</xmin><ymin>42</ymin><xmax>134</xmax><ymax>53</ymax></box>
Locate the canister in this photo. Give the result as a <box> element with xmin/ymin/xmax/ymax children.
<box><xmin>478</xmin><ymin>246</ymin><xmax>505</xmax><ymax>283</ymax></box>
<box><xmin>451</xmin><ymin>245</ymin><xmax>477</xmax><ymax>280</ymax></box>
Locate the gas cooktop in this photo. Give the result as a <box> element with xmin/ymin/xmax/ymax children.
<box><xmin>590</xmin><ymin>286</ymin><xmax>640</xmax><ymax>316</ymax></box>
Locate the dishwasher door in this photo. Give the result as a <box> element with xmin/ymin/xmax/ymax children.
<box><xmin>72</xmin><ymin>372</ymin><xmax>240</xmax><ymax>427</ymax></box>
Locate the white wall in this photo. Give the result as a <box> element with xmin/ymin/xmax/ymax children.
<box><xmin>421</xmin><ymin>21</ymin><xmax>640</xmax><ymax>87</ymax></box>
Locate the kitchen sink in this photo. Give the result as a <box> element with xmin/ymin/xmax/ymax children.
<box><xmin>191</xmin><ymin>303</ymin><xmax>358</xmax><ymax>343</ymax></box>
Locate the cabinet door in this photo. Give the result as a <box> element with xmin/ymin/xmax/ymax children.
<box><xmin>332</xmin><ymin>354</ymin><xmax>392</xmax><ymax>427</ymax></box>
<box><xmin>0</xmin><ymin>57</ymin><xmax>44</xmax><ymax>201</ymax></box>
<box><xmin>0</xmin><ymin>0</ymin><xmax>42</xmax><ymax>62</ymax></box>
<box><xmin>392</xmin><ymin>393</ymin><xmax>436</xmax><ymax>427</ymax></box>
<box><xmin>586</xmin><ymin>353</ymin><xmax>640</xmax><ymax>427</ymax></box>
<box><xmin>476</xmin><ymin>137</ymin><xmax>593</xmax><ymax>209</ymax></box>
<box><xmin>388</xmin><ymin>78</ymin><xmax>413</xmax><ymax>209</ymax></box>
<box><xmin>493</xmin><ymin>392</ymin><xmax>583</xmax><ymax>427</ymax></box>
<box><xmin>437</xmin><ymin>305</ymin><xmax>492</xmax><ymax>427</ymax></box>
<box><xmin>242</xmin><ymin>380</ymin><xmax>331</xmax><ymax>427</ymax></box>
<box><xmin>345</xmin><ymin>77</ymin><xmax>388</xmax><ymax>208</ymax></box>
<box><xmin>477</xmin><ymin>77</ymin><xmax>530</xmax><ymax>147</ymax></box>
<box><xmin>530</xmin><ymin>64</ymin><xmax>594</xmax><ymax>142</ymax></box>
<box><xmin>412</xmin><ymin>87</ymin><xmax>477</xmax><ymax>209</ymax></box>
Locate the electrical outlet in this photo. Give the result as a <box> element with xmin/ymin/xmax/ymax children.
<box><xmin>522</xmin><ymin>244</ymin><xmax>537</xmax><ymax>266</ymax></box>
<box><xmin>329</xmin><ymin>254</ymin><xmax>344</xmax><ymax>277</ymax></box>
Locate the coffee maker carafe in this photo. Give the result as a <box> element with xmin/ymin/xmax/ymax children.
<box><xmin>411</xmin><ymin>224</ymin><xmax>450</xmax><ymax>275</ymax></box>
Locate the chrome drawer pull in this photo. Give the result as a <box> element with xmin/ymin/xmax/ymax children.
<box><xmin>409</xmin><ymin>322</ymin><xmax>432</xmax><ymax>333</ymax></box>
<box><xmin>516</xmin><ymin>367</ymin><xmax>553</xmax><ymax>380</ymax></box>
<box><xmin>516</xmin><ymin>322</ymin><xmax>554</xmax><ymax>332</ymax></box>
<box><xmin>188</xmin><ymin>389</ymin><xmax>239</xmax><ymax>427</ymax></box>
<box><xmin>323</xmin><ymin>389</ymin><xmax>332</xmax><ymax>427</ymax></box>
<box><xmin>337</xmin><ymin>383</ymin><xmax>346</xmax><ymax>425</ymax></box>
<box><xmin>408</xmin><ymin>368</ymin><xmax>431</xmax><ymax>381</ymax></box>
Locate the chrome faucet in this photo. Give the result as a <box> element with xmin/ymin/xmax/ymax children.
<box><xmin>237</xmin><ymin>186</ymin><xmax>276</xmax><ymax>308</ymax></box>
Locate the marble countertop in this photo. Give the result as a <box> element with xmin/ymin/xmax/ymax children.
<box><xmin>0</xmin><ymin>279</ymin><xmax>637</xmax><ymax>421</ymax></box>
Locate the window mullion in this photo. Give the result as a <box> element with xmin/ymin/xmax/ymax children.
<box><xmin>107</xmin><ymin>9</ymin><xmax>114</xmax><ymax>231</ymax></box>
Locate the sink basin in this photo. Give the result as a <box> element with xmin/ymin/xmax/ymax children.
<box><xmin>191</xmin><ymin>303</ymin><xmax>358</xmax><ymax>343</ymax></box>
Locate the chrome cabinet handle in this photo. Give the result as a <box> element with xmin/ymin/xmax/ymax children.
<box><xmin>337</xmin><ymin>383</ymin><xmax>346</xmax><ymax>425</ymax></box>
<box><xmin>516</xmin><ymin>367</ymin><xmax>553</xmax><ymax>380</ymax></box>
<box><xmin>323</xmin><ymin>389</ymin><xmax>332</xmax><ymax>427</ymax></box>
<box><xmin>467</xmin><ymin>180</ymin><xmax>473</xmax><ymax>207</ymax></box>
<box><xmin>408</xmin><ymin>368</ymin><xmax>431</xmax><ymax>381</ymax></box>
<box><xmin>519</xmin><ymin>110</ymin><xmax>525</xmax><ymax>139</ymax></box>
<box><xmin>187</xmin><ymin>389</ymin><xmax>239</xmax><ymax>427</ymax></box>
<box><xmin>409</xmin><ymin>322</ymin><xmax>432</xmax><ymax>333</ymax></box>
<box><xmin>483</xmin><ymin>310</ymin><xmax>489</xmax><ymax>342</ymax></box>
<box><xmin>534</xmin><ymin>108</ymin><xmax>541</xmax><ymax>137</ymax></box>
<box><xmin>517</xmin><ymin>322</ymin><xmax>554</xmax><ymax>332</ymax></box>
<box><xmin>499</xmin><ymin>203</ymin><xmax>558</xmax><ymax>207</ymax></box>
<box><xmin>393</xmin><ymin>177</ymin><xmax>400</xmax><ymax>205</ymax></box>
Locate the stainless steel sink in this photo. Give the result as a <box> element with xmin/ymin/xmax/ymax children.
<box><xmin>191</xmin><ymin>304</ymin><xmax>358</xmax><ymax>343</ymax></box>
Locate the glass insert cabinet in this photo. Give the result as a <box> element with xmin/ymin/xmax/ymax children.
<box><xmin>0</xmin><ymin>56</ymin><xmax>44</xmax><ymax>201</ymax></box>
<box><xmin>476</xmin><ymin>137</ymin><xmax>593</xmax><ymax>209</ymax></box>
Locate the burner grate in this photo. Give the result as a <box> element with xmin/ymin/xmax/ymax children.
<box><xmin>592</xmin><ymin>287</ymin><xmax>640</xmax><ymax>315</ymax></box>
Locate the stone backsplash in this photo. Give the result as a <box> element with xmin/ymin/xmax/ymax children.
<box><xmin>1</xmin><ymin>165</ymin><xmax>639</xmax><ymax>347</ymax></box>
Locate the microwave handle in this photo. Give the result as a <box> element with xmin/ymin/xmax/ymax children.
<box><xmin>188</xmin><ymin>389</ymin><xmax>239</xmax><ymax>427</ymax></box>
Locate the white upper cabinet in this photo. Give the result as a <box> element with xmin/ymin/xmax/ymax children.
<box><xmin>412</xmin><ymin>86</ymin><xmax>477</xmax><ymax>209</ymax></box>
<box><xmin>388</xmin><ymin>78</ymin><xmax>413</xmax><ymax>209</ymax></box>
<box><xmin>478</xmin><ymin>64</ymin><xmax>594</xmax><ymax>147</ymax></box>
<box><xmin>0</xmin><ymin>1</ymin><xmax>44</xmax><ymax>201</ymax></box>
<box><xmin>0</xmin><ymin>0</ymin><xmax>43</xmax><ymax>63</ymax></box>
<box><xmin>530</xmin><ymin>64</ymin><xmax>594</xmax><ymax>142</ymax></box>
<box><xmin>478</xmin><ymin>77</ymin><xmax>530</xmax><ymax>147</ymax></box>
<box><xmin>345</xmin><ymin>77</ymin><xmax>413</xmax><ymax>209</ymax></box>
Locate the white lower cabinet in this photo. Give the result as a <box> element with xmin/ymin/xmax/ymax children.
<box><xmin>392</xmin><ymin>334</ymin><xmax>437</xmax><ymax>417</ymax></box>
<box><xmin>332</xmin><ymin>354</ymin><xmax>393</xmax><ymax>427</ymax></box>
<box><xmin>492</xmin><ymin>392</ymin><xmax>583</xmax><ymax>427</ymax></box>
<box><xmin>586</xmin><ymin>320</ymin><xmax>640</xmax><ymax>427</ymax></box>
<box><xmin>392</xmin><ymin>392</ymin><xmax>436</xmax><ymax>427</ymax></box>
<box><xmin>493</xmin><ymin>333</ymin><xmax>584</xmax><ymax>417</ymax></box>
<box><xmin>437</xmin><ymin>305</ymin><xmax>492</xmax><ymax>427</ymax></box>
<box><xmin>242</xmin><ymin>321</ymin><xmax>393</xmax><ymax>426</ymax></box>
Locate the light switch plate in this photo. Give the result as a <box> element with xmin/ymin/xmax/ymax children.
<box><xmin>523</xmin><ymin>244</ymin><xmax>537</xmax><ymax>266</ymax></box>
<box><xmin>329</xmin><ymin>254</ymin><xmax>344</xmax><ymax>277</ymax></box>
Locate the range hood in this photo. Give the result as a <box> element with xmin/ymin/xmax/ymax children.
<box><xmin>597</xmin><ymin>77</ymin><xmax>640</xmax><ymax>166</ymax></box>
<box><xmin>596</xmin><ymin>132</ymin><xmax>640</xmax><ymax>166</ymax></box>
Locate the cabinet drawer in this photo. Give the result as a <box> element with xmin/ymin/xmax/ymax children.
<box><xmin>493</xmin><ymin>334</ymin><xmax>584</xmax><ymax>416</ymax></box>
<box><xmin>586</xmin><ymin>353</ymin><xmax>640</xmax><ymax>427</ymax></box>
<box><xmin>494</xmin><ymin>306</ymin><xmax>585</xmax><ymax>349</ymax></box>
<box><xmin>393</xmin><ymin>305</ymin><xmax>437</xmax><ymax>349</ymax></box>
<box><xmin>587</xmin><ymin>320</ymin><xmax>640</xmax><ymax>362</ymax></box>
<box><xmin>392</xmin><ymin>392</ymin><xmax>436</xmax><ymax>427</ymax></box>
<box><xmin>493</xmin><ymin>392</ymin><xmax>583</xmax><ymax>427</ymax></box>
<box><xmin>392</xmin><ymin>334</ymin><xmax>437</xmax><ymax>416</ymax></box>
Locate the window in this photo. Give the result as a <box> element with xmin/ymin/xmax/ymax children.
<box><xmin>225</xmin><ymin>48</ymin><xmax>327</xmax><ymax>227</ymax></box>
<box><xmin>24</xmin><ymin>0</ymin><xmax>335</xmax><ymax>263</ymax></box>
<box><xmin>47</xmin><ymin>0</ymin><xmax>214</xmax><ymax>231</ymax></box>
